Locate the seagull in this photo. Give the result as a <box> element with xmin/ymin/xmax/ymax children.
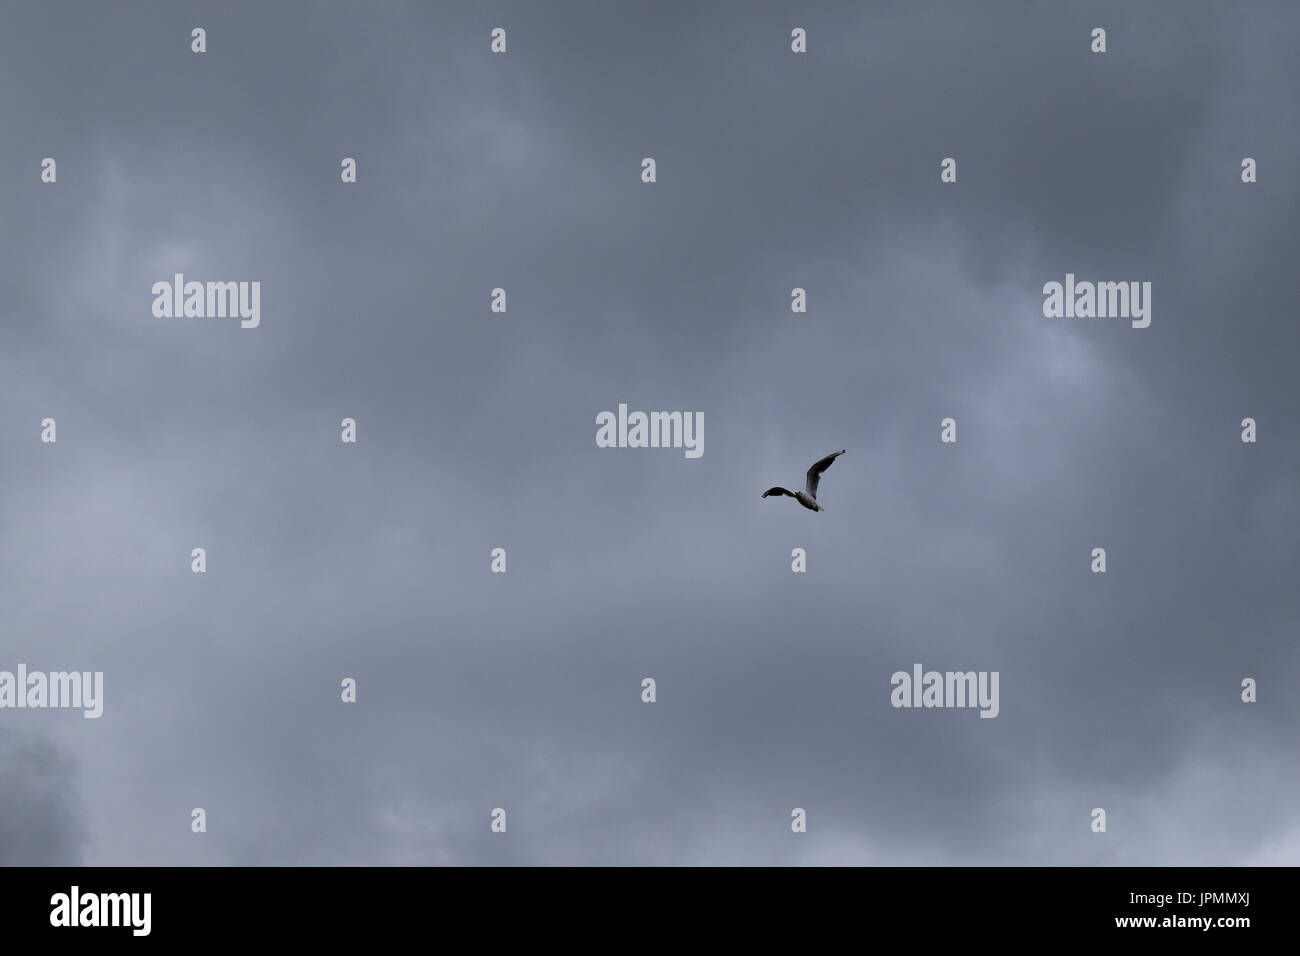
<box><xmin>761</xmin><ymin>449</ymin><xmax>845</xmax><ymax>512</ymax></box>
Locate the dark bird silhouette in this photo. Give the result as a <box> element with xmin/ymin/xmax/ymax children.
<box><xmin>761</xmin><ymin>449</ymin><xmax>845</xmax><ymax>512</ymax></box>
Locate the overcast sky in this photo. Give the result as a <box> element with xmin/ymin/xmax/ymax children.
<box><xmin>1</xmin><ymin>0</ymin><xmax>1297</xmax><ymax>866</ymax></box>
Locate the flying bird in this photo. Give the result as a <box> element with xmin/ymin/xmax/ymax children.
<box><xmin>761</xmin><ymin>449</ymin><xmax>845</xmax><ymax>512</ymax></box>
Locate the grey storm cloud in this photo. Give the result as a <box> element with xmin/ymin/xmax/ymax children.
<box><xmin>0</xmin><ymin>729</ymin><xmax>85</xmax><ymax>866</ymax></box>
<box><xmin>0</xmin><ymin>0</ymin><xmax>1297</xmax><ymax>865</ymax></box>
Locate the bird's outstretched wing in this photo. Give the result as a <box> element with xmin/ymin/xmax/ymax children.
<box><xmin>761</xmin><ymin>486</ymin><xmax>796</xmax><ymax>499</ymax></box>
<box><xmin>805</xmin><ymin>449</ymin><xmax>845</xmax><ymax>499</ymax></box>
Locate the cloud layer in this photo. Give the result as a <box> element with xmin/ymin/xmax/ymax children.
<box><xmin>0</xmin><ymin>0</ymin><xmax>1297</xmax><ymax>865</ymax></box>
